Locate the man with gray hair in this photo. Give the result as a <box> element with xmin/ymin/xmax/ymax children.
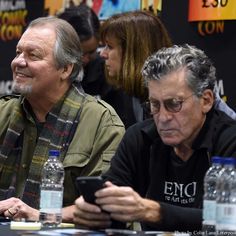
<box><xmin>0</xmin><ymin>16</ymin><xmax>124</xmax><ymax>222</ymax></box>
<box><xmin>74</xmin><ymin>44</ymin><xmax>236</xmax><ymax>232</ymax></box>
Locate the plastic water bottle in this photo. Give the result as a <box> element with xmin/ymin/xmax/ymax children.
<box><xmin>39</xmin><ymin>150</ymin><xmax>65</xmax><ymax>227</ymax></box>
<box><xmin>202</xmin><ymin>156</ymin><xmax>223</xmax><ymax>235</ymax></box>
<box><xmin>216</xmin><ymin>157</ymin><xmax>236</xmax><ymax>235</ymax></box>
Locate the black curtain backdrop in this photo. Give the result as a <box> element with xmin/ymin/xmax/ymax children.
<box><xmin>0</xmin><ymin>0</ymin><xmax>44</xmax><ymax>94</ymax></box>
<box><xmin>161</xmin><ymin>0</ymin><xmax>236</xmax><ymax>111</ymax></box>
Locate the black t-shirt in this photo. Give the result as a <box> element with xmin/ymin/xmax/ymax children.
<box><xmin>165</xmin><ymin>149</ymin><xmax>209</xmax><ymax>208</ymax></box>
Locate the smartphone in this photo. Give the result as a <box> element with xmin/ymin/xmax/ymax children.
<box><xmin>76</xmin><ymin>176</ymin><xmax>105</xmax><ymax>204</ymax></box>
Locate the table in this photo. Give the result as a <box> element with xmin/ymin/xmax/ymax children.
<box><xmin>0</xmin><ymin>222</ymin><xmax>191</xmax><ymax>236</ymax></box>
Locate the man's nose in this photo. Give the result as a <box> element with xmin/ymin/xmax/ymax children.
<box><xmin>12</xmin><ymin>54</ymin><xmax>27</xmax><ymax>67</ymax></box>
<box><xmin>157</xmin><ymin>105</ymin><xmax>173</xmax><ymax>122</ymax></box>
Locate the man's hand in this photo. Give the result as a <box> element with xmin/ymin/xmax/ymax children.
<box><xmin>95</xmin><ymin>181</ymin><xmax>162</xmax><ymax>223</ymax></box>
<box><xmin>0</xmin><ymin>197</ymin><xmax>39</xmax><ymax>221</ymax></box>
<box><xmin>74</xmin><ymin>196</ymin><xmax>112</xmax><ymax>228</ymax></box>
<box><xmin>74</xmin><ymin>181</ymin><xmax>162</xmax><ymax>228</ymax></box>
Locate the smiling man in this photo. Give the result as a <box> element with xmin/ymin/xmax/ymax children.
<box><xmin>0</xmin><ymin>16</ymin><xmax>124</xmax><ymax>222</ymax></box>
<box><xmin>74</xmin><ymin>44</ymin><xmax>236</xmax><ymax>232</ymax></box>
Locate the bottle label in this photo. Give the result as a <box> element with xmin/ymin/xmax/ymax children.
<box><xmin>40</xmin><ymin>190</ymin><xmax>63</xmax><ymax>213</ymax></box>
<box><xmin>203</xmin><ymin>199</ymin><xmax>216</xmax><ymax>225</ymax></box>
<box><xmin>216</xmin><ymin>203</ymin><xmax>236</xmax><ymax>230</ymax></box>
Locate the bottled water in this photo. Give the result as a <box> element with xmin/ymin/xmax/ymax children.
<box><xmin>216</xmin><ymin>157</ymin><xmax>236</xmax><ymax>235</ymax></box>
<box><xmin>202</xmin><ymin>156</ymin><xmax>223</xmax><ymax>235</ymax></box>
<box><xmin>39</xmin><ymin>150</ymin><xmax>65</xmax><ymax>227</ymax></box>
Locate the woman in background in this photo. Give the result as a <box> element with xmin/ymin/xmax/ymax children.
<box><xmin>100</xmin><ymin>11</ymin><xmax>172</xmax><ymax>128</ymax></box>
<box><xmin>59</xmin><ymin>8</ymin><xmax>235</xmax><ymax>127</ymax></box>
<box><xmin>58</xmin><ymin>5</ymin><xmax>153</xmax><ymax>128</ymax></box>
<box><xmin>100</xmin><ymin>10</ymin><xmax>236</xmax><ymax>124</ymax></box>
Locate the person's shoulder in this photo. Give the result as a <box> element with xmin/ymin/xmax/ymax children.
<box><xmin>127</xmin><ymin>118</ymin><xmax>155</xmax><ymax>130</ymax></box>
<box><xmin>83</xmin><ymin>94</ymin><xmax>114</xmax><ymax>112</ymax></box>
<box><xmin>0</xmin><ymin>94</ymin><xmax>20</xmax><ymax>100</ymax></box>
<box><xmin>0</xmin><ymin>94</ymin><xmax>20</xmax><ymax>105</ymax></box>
<box><xmin>126</xmin><ymin>118</ymin><xmax>158</xmax><ymax>139</ymax></box>
<box><xmin>211</xmin><ymin>110</ymin><xmax>236</xmax><ymax>155</ymax></box>
<box><xmin>214</xmin><ymin>109</ymin><xmax>236</xmax><ymax>127</ymax></box>
<box><xmin>213</xmin><ymin>109</ymin><xmax>236</xmax><ymax>139</ymax></box>
<box><xmin>0</xmin><ymin>94</ymin><xmax>20</xmax><ymax>119</ymax></box>
<box><xmin>82</xmin><ymin>94</ymin><xmax>124</xmax><ymax>127</ymax></box>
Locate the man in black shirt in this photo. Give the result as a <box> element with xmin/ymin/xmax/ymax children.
<box><xmin>73</xmin><ymin>44</ymin><xmax>236</xmax><ymax>232</ymax></box>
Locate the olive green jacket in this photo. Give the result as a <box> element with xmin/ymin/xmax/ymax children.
<box><xmin>0</xmin><ymin>94</ymin><xmax>125</xmax><ymax>206</ymax></box>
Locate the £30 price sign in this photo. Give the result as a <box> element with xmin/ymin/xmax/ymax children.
<box><xmin>188</xmin><ymin>0</ymin><xmax>236</xmax><ymax>21</ymax></box>
<box><xmin>202</xmin><ymin>0</ymin><xmax>228</xmax><ymax>8</ymax></box>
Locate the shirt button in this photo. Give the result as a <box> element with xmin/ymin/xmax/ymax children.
<box><xmin>22</xmin><ymin>164</ymin><xmax>27</xmax><ymax>169</ymax></box>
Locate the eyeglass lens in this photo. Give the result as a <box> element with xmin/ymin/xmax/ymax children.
<box><xmin>149</xmin><ymin>94</ymin><xmax>194</xmax><ymax>115</ymax></box>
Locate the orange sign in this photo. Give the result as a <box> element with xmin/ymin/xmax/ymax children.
<box><xmin>188</xmin><ymin>0</ymin><xmax>236</xmax><ymax>21</ymax></box>
<box><xmin>44</xmin><ymin>0</ymin><xmax>64</xmax><ymax>15</ymax></box>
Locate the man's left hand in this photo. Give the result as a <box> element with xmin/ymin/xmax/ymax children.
<box><xmin>0</xmin><ymin>197</ymin><xmax>39</xmax><ymax>221</ymax></box>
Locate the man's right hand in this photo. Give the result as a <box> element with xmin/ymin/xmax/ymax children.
<box><xmin>74</xmin><ymin>196</ymin><xmax>112</xmax><ymax>229</ymax></box>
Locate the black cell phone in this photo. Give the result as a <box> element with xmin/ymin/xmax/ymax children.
<box><xmin>76</xmin><ymin>176</ymin><xmax>105</xmax><ymax>204</ymax></box>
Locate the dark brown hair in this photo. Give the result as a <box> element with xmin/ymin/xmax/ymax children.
<box><xmin>100</xmin><ymin>10</ymin><xmax>172</xmax><ymax>100</ymax></box>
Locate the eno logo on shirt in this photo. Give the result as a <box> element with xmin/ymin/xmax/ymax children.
<box><xmin>164</xmin><ymin>181</ymin><xmax>197</xmax><ymax>198</ymax></box>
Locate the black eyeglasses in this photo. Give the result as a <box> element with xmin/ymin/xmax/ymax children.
<box><xmin>149</xmin><ymin>94</ymin><xmax>195</xmax><ymax>115</ymax></box>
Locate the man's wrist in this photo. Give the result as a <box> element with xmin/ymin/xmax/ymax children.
<box><xmin>62</xmin><ymin>205</ymin><xmax>76</xmax><ymax>223</ymax></box>
<box><xmin>142</xmin><ymin>199</ymin><xmax>162</xmax><ymax>223</ymax></box>
<box><xmin>32</xmin><ymin>209</ymin><xmax>40</xmax><ymax>221</ymax></box>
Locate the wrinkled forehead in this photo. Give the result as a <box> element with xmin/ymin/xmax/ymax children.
<box><xmin>23</xmin><ymin>24</ymin><xmax>56</xmax><ymax>39</ymax></box>
<box><xmin>16</xmin><ymin>25</ymin><xmax>56</xmax><ymax>55</ymax></box>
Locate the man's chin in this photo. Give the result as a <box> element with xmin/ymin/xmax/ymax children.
<box><xmin>161</xmin><ymin>137</ymin><xmax>179</xmax><ymax>147</ymax></box>
<box><xmin>12</xmin><ymin>83</ymin><xmax>32</xmax><ymax>95</ymax></box>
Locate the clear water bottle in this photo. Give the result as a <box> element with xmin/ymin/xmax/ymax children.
<box><xmin>216</xmin><ymin>157</ymin><xmax>236</xmax><ymax>235</ymax></box>
<box><xmin>202</xmin><ymin>156</ymin><xmax>223</xmax><ymax>235</ymax></box>
<box><xmin>39</xmin><ymin>150</ymin><xmax>65</xmax><ymax>227</ymax></box>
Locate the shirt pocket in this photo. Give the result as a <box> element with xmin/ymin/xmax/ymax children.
<box><xmin>63</xmin><ymin>153</ymin><xmax>90</xmax><ymax>168</ymax></box>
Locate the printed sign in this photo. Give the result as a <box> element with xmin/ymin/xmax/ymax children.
<box><xmin>141</xmin><ymin>0</ymin><xmax>162</xmax><ymax>15</ymax></box>
<box><xmin>188</xmin><ymin>0</ymin><xmax>236</xmax><ymax>21</ymax></box>
<box><xmin>91</xmin><ymin>0</ymin><xmax>141</xmax><ymax>20</ymax></box>
<box><xmin>0</xmin><ymin>0</ymin><xmax>44</xmax><ymax>94</ymax></box>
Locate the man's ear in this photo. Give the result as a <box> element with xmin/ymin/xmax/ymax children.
<box><xmin>201</xmin><ymin>89</ymin><xmax>214</xmax><ymax>113</ymax></box>
<box><xmin>60</xmin><ymin>64</ymin><xmax>74</xmax><ymax>81</ymax></box>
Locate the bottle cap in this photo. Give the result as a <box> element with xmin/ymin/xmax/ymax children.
<box><xmin>49</xmin><ymin>150</ymin><xmax>60</xmax><ymax>157</ymax></box>
<box><xmin>211</xmin><ymin>156</ymin><xmax>223</xmax><ymax>164</ymax></box>
<box><xmin>222</xmin><ymin>157</ymin><xmax>236</xmax><ymax>165</ymax></box>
